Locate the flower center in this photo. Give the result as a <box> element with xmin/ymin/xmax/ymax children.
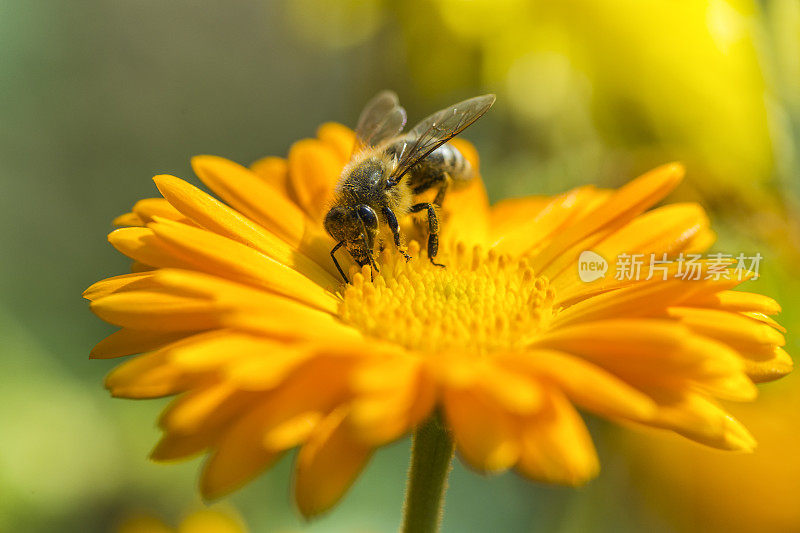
<box><xmin>338</xmin><ymin>242</ymin><xmax>556</xmax><ymax>354</ymax></box>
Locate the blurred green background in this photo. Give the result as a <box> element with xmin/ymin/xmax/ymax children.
<box><xmin>2</xmin><ymin>0</ymin><xmax>799</xmax><ymax>531</ymax></box>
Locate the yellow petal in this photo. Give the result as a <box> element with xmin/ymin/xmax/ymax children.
<box><xmin>133</xmin><ymin>197</ymin><xmax>190</xmax><ymax>224</ymax></box>
<box><xmin>531</xmin><ymin>163</ymin><xmax>684</xmax><ymax>275</ymax></box>
<box><xmin>263</xmin><ymin>412</ymin><xmax>322</xmax><ymax>451</ymax></box>
<box><xmin>163</xmin><ymin>330</ymin><xmax>290</xmax><ymax>372</ymax></box>
<box><xmin>442</xmin><ymin>174</ymin><xmax>490</xmax><ymax>246</ymax></box>
<box><xmin>489</xmin><ymin>195</ymin><xmax>552</xmax><ymax>240</ymax></box>
<box><xmin>594</xmin><ymin>202</ymin><xmax>709</xmax><ymax>258</ymax></box>
<box><xmin>740</xmin><ymin>311</ymin><xmax>786</xmax><ymax>333</ymax></box>
<box><xmin>478</xmin><ymin>364</ymin><xmax>543</xmax><ymax>414</ymax></box>
<box><xmin>153</xmin><ymin>174</ymin><xmax>339</xmax><ymax>292</ymax></box>
<box><xmin>684</xmin><ymin>226</ymin><xmax>716</xmax><ymax>253</ymax></box>
<box><xmin>113</xmin><ymin>212</ymin><xmax>144</xmax><ymax>227</ymax></box>
<box><xmin>159</xmin><ymin>383</ymin><xmax>242</xmax><ymax>435</ymax></box>
<box><xmin>556</xmin><ymin>259</ymin><xmax>747</xmax><ymax>309</ymax></box>
<box><xmin>544</xmin><ymin>202</ymin><xmax>709</xmax><ymax>291</ymax></box>
<box><xmin>222</xmin><ymin>304</ymin><xmax>362</xmax><ymax>344</ymax></box>
<box><xmin>543</xmin><ymin>202</ymin><xmax>711</xmax><ymax>292</ymax></box>
<box><xmin>249</xmin><ymin>156</ymin><xmax>290</xmax><ymax>196</ymax></box>
<box><xmin>643</xmin><ymin>389</ymin><xmax>756</xmax><ymax>451</ymax></box>
<box><xmin>636</xmin><ymin>335</ymin><xmax>757</xmax><ymax>402</ymax></box>
<box><xmin>192</xmin><ymin>155</ymin><xmax>307</xmax><ymax>246</ymax></box>
<box><xmin>535</xmin><ymin>319</ymin><xmax>752</xmax><ymax>399</ymax></box>
<box><xmin>157</xmin><ymin>330</ymin><xmax>307</xmax><ymax>388</ymax></box>
<box><xmin>148</xmin><ymin>217</ymin><xmax>338</xmax><ymax>311</ymax></box>
<box><xmin>535</xmin><ymin>319</ymin><xmax>696</xmax><ymax>368</ymax></box>
<box><xmin>178</xmin><ymin>510</ymin><xmax>245</xmax><ymax>533</ymax></box>
<box><xmin>348</xmin><ymin>358</ymin><xmax>435</xmax><ymax>445</ymax></box>
<box><xmin>316</xmin><ymin>122</ymin><xmax>355</xmax><ymax>164</ymax></box>
<box><xmin>145</xmin><ymin>267</ymin><xmax>325</xmax><ymax>312</ymax></box>
<box><xmin>553</xmin><ymin>278</ymin><xmax>699</xmax><ymax>328</ymax></box>
<box><xmin>346</xmin><ymin>394</ymin><xmax>420</xmax><ymax>446</ymax></box>
<box><xmin>195</xmin><ymin>348</ymin><xmax>362</xmax><ymax>489</ymax></box>
<box><xmin>83</xmin><ymin>272</ymin><xmax>152</xmax><ymax>301</ymax></box>
<box><xmin>742</xmin><ymin>346</ymin><xmax>793</xmax><ymax>383</ymax></box>
<box><xmin>151</xmin><ymin>430</ymin><xmax>215</xmax><ymax>462</ymax></box>
<box><xmin>197</xmin><ymin>356</ymin><xmax>352</xmax><ymax>499</ymax></box>
<box><xmin>505</xmin><ymin>349</ymin><xmax>656</xmax><ymax>421</ymax></box>
<box><xmin>681</xmin><ymin>290</ymin><xmax>781</xmax><ymax>315</ymax></box>
<box><xmin>90</xmin><ymin>328</ymin><xmax>196</xmax><ymax>359</ymax></box>
<box><xmin>107</xmin><ymin>227</ymin><xmax>195</xmax><ymax>269</ymax></box>
<box><xmin>223</xmin><ymin>348</ymin><xmax>311</xmax><ymax>391</ymax></box>
<box><xmin>287</xmin><ymin>138</ymin><xmax>342</xmax><ymax>222</ymax></box>
<box><xmin>423</xmin><ymin>351</ymin><xmax>483</xmax><ymax>389</ymax></box>
<box><xmin>105</xmin><ymin>346</ymin><xmax>197</xmax><ymax>398</ymax></box>
<box><xmin>667</xmin><ymin>307</ymin><xmax>785</xmax><ymax>347</ymax></box>
<box><xmin>91</xmin><ymin>291</ymin><xmax>223</xmax><ymax>331</ymax></box>
<box><xmin>694</xmin><ymin>370</ymin><xmax>759</xmax><ymax>402</ymax></box>
<box><xmin>131</xmin><ymin>261</ymin><xmax>155</xmax><ymax>273</ymax></box>
<box><xmin>153</xmin><ymin>377</ymin><xmax>254</xmax><ymax>460</ymax></box>
<box><xmin>294</xmin><ymin>407</ymin><xmax>373</xmax><ymax>517</ymax></box>
<box><xmin>516</xmin><ymin>389</ymin><xmax>599</xmax><ymax>485</ymax></box>
<box><xmin>443</xmin><ymin>387</ymin><xmax>520</xmax><ymax>473</ymax></box>
<box><xmin>200</xmin><ymin>414</ymin><xmax>284</xmax><ymax>500</ymax></box>
<box><xmin>492</xmin><ymin>186</ymin><xmax>610</xmax><ymax>255</ymax></box>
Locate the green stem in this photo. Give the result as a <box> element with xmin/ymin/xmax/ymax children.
<box><xmin>401</xmin><ymin>412</ymin><xmax>456</xmax><ymax>533</ymax></box>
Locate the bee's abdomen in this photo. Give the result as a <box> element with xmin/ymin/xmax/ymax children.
<box><xmin>393</xmin><ymin>141</ymin><xmax>473</xmax><ymax>195</ymax></box>
<box><xmin>434</xmin><ymin>143</ymin><xmax>471</xmax><ymax>181</ymax></box>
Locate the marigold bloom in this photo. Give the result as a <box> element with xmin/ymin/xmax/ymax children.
<box><xmin>118</xmin><ymin>508</ymin><xmax>245</xmax><ymax>533</ymax></box>
<box><xmin>86</xmin><ymin>123</ymin><xmax>790</xmax><ymax>517</ymax></box>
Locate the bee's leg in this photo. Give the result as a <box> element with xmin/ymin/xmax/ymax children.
<box><xmin>359</xmin><ymin>233</ymin><xmax>379</xmax><ymax>282</ymax></box>
<box><xmin>330</xmin><ymin>240</ymin><xmax>349</xmax><ymax>283</ymax></box>
<box><xmin>432</xmin><ymin>173</ymin><xmax>452</xmax><ymax>207</ymax></box>
<box><xmin>381</xmin><ymin>206</ymin><xmax>412</xmax><ymax>262</ymax></box>
<box><xmin>409</xmin><ymin>202</ymin><xmax>444</xmax><ymax>268</ymax></box>
<box><xmin>369</xmin><ymin>253</ymin><xmax>380</xmax><ymax>281</ymax></box>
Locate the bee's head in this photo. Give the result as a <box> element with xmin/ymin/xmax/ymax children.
<box><xmin>324</xmin><ymin>204</ymin><xmax>379</xmax><ymax>266</ymax></box>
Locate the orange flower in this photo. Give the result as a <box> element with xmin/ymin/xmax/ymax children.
<box><xmin>86</xmin><ymin>122</ymin><xmax>789</xmax><ymax>517</ymax></box>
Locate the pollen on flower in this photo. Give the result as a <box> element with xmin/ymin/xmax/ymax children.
<box><xmin>338</xmin><ymin>241</ymin><xmax>556</xmax><ymax>354</ymax></box>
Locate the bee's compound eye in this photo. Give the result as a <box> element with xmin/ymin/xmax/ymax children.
<box><xmin>324</xmin><ymin>206</ymin><xmax>346</xmax><ymax>239</ymax></box>
<box><xmin>357</xmin><ymin>205</ymin><xmax>378</xmax><ymax>229</ymax></box>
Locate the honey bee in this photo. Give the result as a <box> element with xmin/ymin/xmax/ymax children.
<box><xmin>324</xmin><ymin>91</ymin><xmax>496</xmax><ymax>282</ymax></box>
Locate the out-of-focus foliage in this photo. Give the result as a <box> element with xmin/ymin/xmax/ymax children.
<box><xmin>399</xmin><ymin>0</ymin><xmax>782</xmax><ymax>199</ymax></box>
<box><xmin>1</xmin><ymin>0</ymin><xmax>798</xmax><ymax>531</ymax></box>
<box><xmin>0</xmin><ymin>309</ymin><xmax>120</xmax><ymax>530</ymax></box>
<box><xmin>286</xmin><ymin>0</ymin><xmax>385</xmax><ymax>50</ymax></box>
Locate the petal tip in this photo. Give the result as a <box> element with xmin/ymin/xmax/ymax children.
<box><xmin>191</xmin><ymin>154</ymin><xmax>238</xmax><ymax>177</ymax></box>
<box><xmin>152</xmin><ymin>173</ymin><xmax>179</xmax><ymax>188</ymax></box>
<box><xmin>199</xmin><ymin>475</ymin><xmax>228</xmax><ymax>503</ymax></box>
<box><xmin>643</xmin><ymin>161</ymin><xmax>686</xmax><ymax>189</ymax></box>
<box><xmin>658</xmin><ymin>161</ymin><xmax>686</xmax><ymax>180</ymax></box>
<box><xmin>190</xmin><ymin>154</ymin><xmax>217</xmax><ymax>166</ymax></box>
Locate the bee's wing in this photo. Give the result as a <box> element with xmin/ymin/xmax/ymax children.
<box><xmin>389</xmin><ymin>94</ymin><xmax>495</xmax><ymax>184</ymax></box>
<box><xmin>352</xmin><ymin>91</ymin><xmax>407</xmax><ymax>158</ymax></box>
